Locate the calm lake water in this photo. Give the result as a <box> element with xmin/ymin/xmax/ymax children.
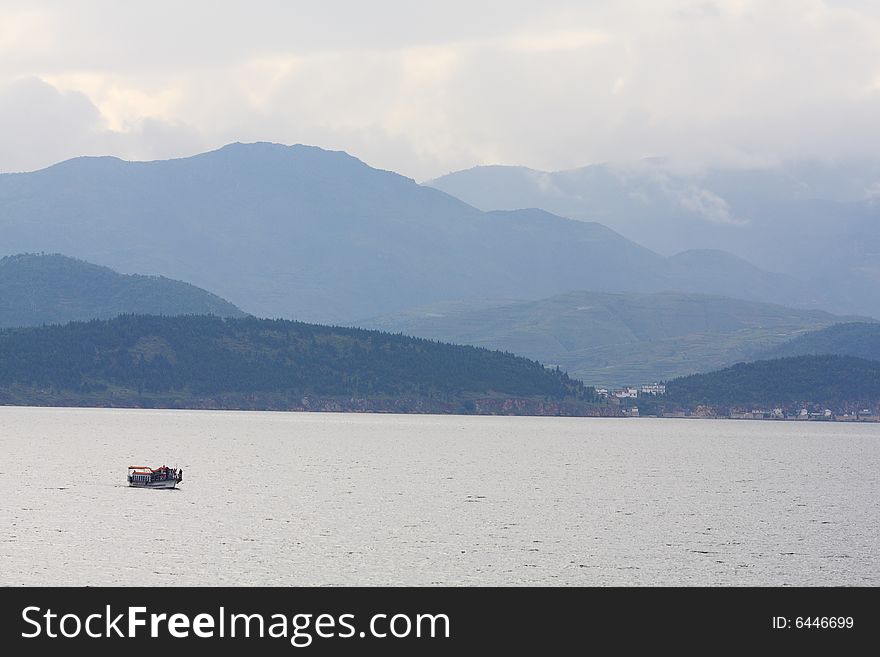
<box><xmin>1</xmin><ymin>406</ymin><xmax>877</xmax><ymax>586</ymax></box>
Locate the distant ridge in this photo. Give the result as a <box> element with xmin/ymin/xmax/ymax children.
<box><xmin>0</xmin><ymin>142</ymin><xmax>828</xmax><ymax>324</ymax></box>
<box><xmin>427</xmin><ymin>158</ymin><xmax>880</xmax><ymax>317</ymax></box>
<box><xmin>0</xmin><ymin>253</ymin><xmax>246</xmax><ymax>328</ymax></box>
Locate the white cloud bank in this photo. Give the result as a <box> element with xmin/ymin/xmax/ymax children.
<box><xmin>1</xmin><ymin>0</ymin><xmax>879</xmax><ymax>179</ymax></box>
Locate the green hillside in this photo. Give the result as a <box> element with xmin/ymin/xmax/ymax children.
<box><xmin>361</xmin><ymin>291</ymin><xmax>859</xmax><ymax>386</ymax></box>
<box><xmin>0</xmin><ymin>314</ymin><xmax>595</xmax><ymax>414</ymax></box>
<box><xmin>665</xmin><ymin>355</ymin><xmax>880</xmax><ymax>406</ymax></box>
<box><xmin>0</xmin><ymin>253</ymin><xmax>245</xmax><ymax>328</ymax></box>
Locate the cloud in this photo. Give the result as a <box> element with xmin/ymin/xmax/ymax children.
<box><xmin>0</xmin><ymin>77</ymin><xmax>203</xmax><ymax>172</ymax></box>
<box><xmin>502</xmin><ymin>29</ymin><xmax>610</xmax><ymax>53</ymax></box>
<box><xmin>0</xmin><ymin>6</ymin><xmax>54</xmax><ymax>58</ymax></box>
<box><xmin>674</xmin><ymin>186</ymin><xmax>748</xmax><ymax>225</ymax></box>
<box><xmin>0</xmin><ymin>78</ymin><xmax>108</xmax><ymax>172</ymax></box>
<box><xmin>1</xmin><ymin>1</ymin><xmax>880</xmax><ymax>178</ymax></box>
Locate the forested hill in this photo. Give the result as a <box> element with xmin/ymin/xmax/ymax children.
<box><xmin>0</xmin><ymin>253</ymin><xmax>245</xmax><ymax>328</ymax></box>
<box><xmin>665</xmin><ymin>355</ymin><xmax>880</xmax><ymax>406</ymax></box>
<box><xmin>0</xmin><ymin>315</ymin><xmax>596</xmax><ymax>414</ymax></box>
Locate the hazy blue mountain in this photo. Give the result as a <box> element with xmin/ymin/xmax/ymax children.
<box><xmin>0</xmin><ymin>253</ymin><xmax>245</xmax><ymax>328</ymax></box>
<box><xmin>0</xmin><ymin>314</ymin><xmax>594</xmax><ymax>414</ymax></box>
<box><xmin>0</xmin><ymin>143</ymin><xmax>831</xmax><ymax>323</ymax></box>
<box><xmin>360</xmin><ymin>291</ymin><xmax>861</xmax><ymax>386</ymax></box>
<box><xmin>428</xmin><ymin>158</ymin><xmax>880</xmax><ymax>316</ymax></box>
<box><xmin>761</xmin><ymin>322</ymin><xmax>880</xmax><ymax>361</ymax></box>
<box><xmin>665</xmin><ymin>355</ymin><xmax>880</xmax><ymax>407</ymax></box>
<box><xmin>664</xmin><ymin>249</ymin><xmax>829</xmax><ymax>307</ymax></box>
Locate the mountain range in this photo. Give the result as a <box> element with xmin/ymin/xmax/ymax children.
<box><xmin>0</xmin><ymin>143</ymin><xmax>844</xmax><ymax>324</ymax></box>
<box><xmin>428</xmin><ymin>158</ymin><xmax>880</xmax><ymax>317</ymax></box>
<box><xmin>0</xmin><ymin>253</ymin><xmax>244</xmax><ymax>328</ymax></box>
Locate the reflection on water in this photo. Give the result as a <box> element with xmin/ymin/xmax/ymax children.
<box><xmin>1</xmin><ymin>406</ymin><xmax>877</xmax><ymax>585</ymax></box>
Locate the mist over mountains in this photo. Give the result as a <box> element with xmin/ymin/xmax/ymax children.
<box><xmin>428</xmin><ymin>158</ymin><xmax>880</xmax><ymax>317</ymax></box>
<box><xmin>0</xmin><ymin>142</ymin><xmax>849</xmax><ymax>325</ymax></box>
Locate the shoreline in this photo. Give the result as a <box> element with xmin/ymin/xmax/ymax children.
<box><xmin>1</xmin><ymin>401</ymin><xmax>878</xmax><ymax>422</ymax></box>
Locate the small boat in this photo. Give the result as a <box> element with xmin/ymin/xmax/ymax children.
<box><xmin>128</xmin><ymin>465</ymin><xmax>183</xmax><ymax>489</ymax></box>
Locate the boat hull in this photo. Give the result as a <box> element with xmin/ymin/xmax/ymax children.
<box><xmin>128</xmin><ymin>479</ymin><xmax>180</xmax><ymax>489</ymax></box>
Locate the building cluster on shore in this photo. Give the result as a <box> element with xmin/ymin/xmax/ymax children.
<box><xmin>669</xmin><ymin>405</ymin><xmax>880</xmax><ymax>422</ymax></box>
<box><xmin>593</xmin><ymin>382</ymin><xmax>880</xmax><ymax>422</ymax></box>
<box><xmin>592</xmin><ymin>383</ymin><xmax>668</xmax><ymax>417</ymax></box>
<box><xmin>596</xmin><ymin>383</ymin><xmax>666</xmax><ymax>400</ymax></box>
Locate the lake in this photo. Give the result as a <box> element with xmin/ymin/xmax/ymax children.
<box><xmin>1</xmin><ymin>406</ymin><xmax>877</xmax><ymax>585</ymax></box>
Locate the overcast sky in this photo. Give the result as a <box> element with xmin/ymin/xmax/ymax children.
<box><xmin>1</xmin><ymin>0</ymin><xmax>879</xmax><ymax>179</ymax></box>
